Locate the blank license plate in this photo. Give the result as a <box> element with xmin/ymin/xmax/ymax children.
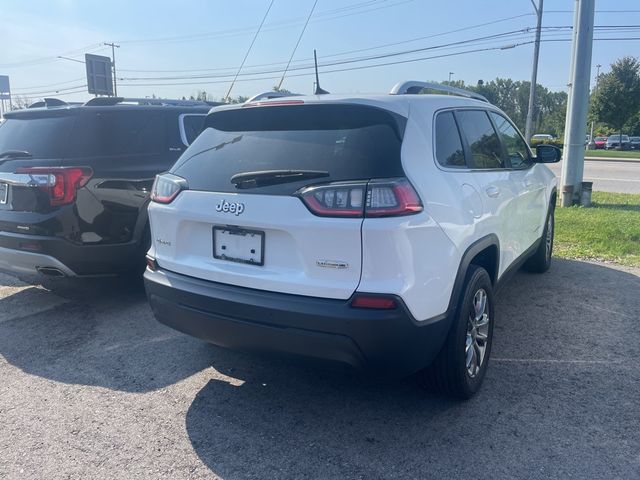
<box><xmin>0</xmin><ymin>183</ymin><xmax>7</xmax><ymax>205</ymax></box>
<box><xmin>213</xmin><ymin>227</ymin><xmax>264</xmax><ymax>266</ymax></box>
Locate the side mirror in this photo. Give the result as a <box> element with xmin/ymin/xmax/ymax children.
<box><xmin>535</xmin><ymin>144</ymin><xmax>562</xmax><ymax>163</ymax></box>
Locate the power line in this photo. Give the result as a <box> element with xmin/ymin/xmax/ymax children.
<box><xmin>116</xmin><ymin>35</ymin><xmax>640</xmax><ymax>90</ymax></box>
<box><xmin>277</xmin><ymin>0</ymin><xmax>318</xmax><ymax>90</ymax></box>
<box><xmin>224</xmin><ymin>0</ymin><xmax>275</xmax><ymax>101</ymax></box>
<box><xmin>115</xmin><ymin>0</ymin><xmax>414</xmax><ymax>46</ymax></box>
<box><xmin>120</xmin><ymin>29</ymin><xmax>538</xmax><ymax>82</ymax></box>
<box><xmin>117</xmin><ymin>12</ymin><xmax>536</xmax><ymax>73</ymax></box>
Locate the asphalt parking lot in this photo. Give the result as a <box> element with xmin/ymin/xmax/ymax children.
<box><xmin>1</xmin><ymin>259</ymin><xmax>639</xmax><ymax>480</ymax></box>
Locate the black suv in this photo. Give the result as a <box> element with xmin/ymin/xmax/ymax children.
<box><xmin>0</xmin><ymin>97</ymin><xmax>214</xmax><ymax>277</ymax></box>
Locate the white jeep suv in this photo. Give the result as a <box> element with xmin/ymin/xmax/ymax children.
<box><xmin>144</xmin><ymin>82</ymin><xmax>560</xmax><ymax>398</ymax></box>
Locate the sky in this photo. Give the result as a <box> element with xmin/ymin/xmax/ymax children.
<box><xmin>1</xmin><ymin>0</ymin><xmax>639</xmax><ymax>104</ymax></box>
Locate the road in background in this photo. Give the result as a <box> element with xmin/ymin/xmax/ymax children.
<box><xmin>548</xmin><ymin>159</ymin><xmax>640</xmax><ymax>194</ymax></box>
<box><xmin>1</xmin><ymin>260</ymin><xmax>640</xmax><ymax>479</ymax></box>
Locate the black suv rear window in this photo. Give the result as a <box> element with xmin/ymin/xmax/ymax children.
<box><xmin>172</xmin><ymin>104</ymin><xmax>406</xmax><ymax>195</ymax></box>
<box><xmin>0</xmin><ymin>116</ymin><xmax>75</xmax><ymax>158</ymax></box>
<box><xmin>73</xmin><ymin>111</ymin><xmax>166</xmax><ymax>157</ymax></box>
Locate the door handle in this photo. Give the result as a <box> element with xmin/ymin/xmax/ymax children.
<box><xmin>485</xmin><ymin>186</ymin><xmax>500</xmax><ymax>198</ymax></box>
<box><xmin>524</xmin><ymin>179</ymin><xmax>534</xmax><ymax>188</ymax></box>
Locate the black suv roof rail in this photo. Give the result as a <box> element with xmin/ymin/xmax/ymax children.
<box><xmin>245</xmin><ymin>91</ymin><xmax>301</xmax><ymax>103</ymax></box>
<box><xmin>389</xmin><ymin>81</ymin><xmax>488</xmax><ymax>102</ymax></box>
<box><xmin>27</xmin><ymin>98</ymin><xmax>78</xmax><ymax>109</ymax></box>
<box><xmin>83</xmin><ymin>97</ymin><xmax>220</xmax><ymax>107</ymax></box>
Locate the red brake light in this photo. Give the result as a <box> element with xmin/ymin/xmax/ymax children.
<box><xmin>15</xmin><ymin>167</ymin><xmax>93</xmax><ymax>206</ymax></box>
<box><xmin>145</xmin><ymin>255</ymin><xmax>159</xmax><ymax>271</ymax></box>
<box><xmin>351</xmin><ymin>294</ymin><xmax>398</xmax><ymax>309</ymax></box>
<box><xmin>298</xmin><ymin>178</ymin><xmax>422</xmax><ymax>218</ymax></box>
<box><xmin>151</xmin><ymin>173</ymin><xmax>188</xmax><ymax>204</ymax></box>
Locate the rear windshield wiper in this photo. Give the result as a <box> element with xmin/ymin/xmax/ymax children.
<box><xmin>231</xmin><ymin>170</ymin><xmax>329</xmax><ymax>189</ymax></box>
<box><xmin>0</xmin><ymin>150</ymin><xmax>33</xmax><ymax>161</ymax></box>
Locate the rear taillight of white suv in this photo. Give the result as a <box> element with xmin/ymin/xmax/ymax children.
<box><xmin>150</xmin><ymin>173</ymin><xmax>188</xmax><ymax>204</ymax></box>
<box><xmin>298</xmin><ymin>178</ymin><xmax>422</xmax><ymax>218</ymax></box>
<box><xmin>15</xmin><ymin>167</ymin><xmax>93</xmax><ymax>206</ymax></box>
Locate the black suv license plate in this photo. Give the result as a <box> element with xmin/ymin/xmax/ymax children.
<box><xmin>213</xmin><ymin>227</ymin><xmax>264</xmax><ymax>266</ymax></box>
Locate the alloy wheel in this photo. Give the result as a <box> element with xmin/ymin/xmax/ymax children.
<box><xmin>465</xmin><ymin>289</ymin><xmax>490</xmax><ymax>378</ymax></box>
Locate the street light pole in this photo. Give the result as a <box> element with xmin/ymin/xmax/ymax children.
<box><xmin>560</xmin><ymin>0</ymin><xmax>595</xmax><ymax>207</ymax></box>
<box><xmin>524</xmin><ymin>0</ymin><xmax>544</xmax><ymax>144</ymax></box>
<box><xmin>57</xmin><ymin>55</ymin><xmax>85</xmax><ymax>64</ymax></box>
<box><xmin>587</xmin><ymin>63</ymin><xmax>602</xmax><ymax>149</ymax></box>
<box><xmin>104</xmin><ymin>42</ymin><xmax>120</xmax><ymax>97</ymax></box>
<box><xmin>448</xmin><ymin>72</ymin><xmax>454</xmax><ymax>83</ymax></box>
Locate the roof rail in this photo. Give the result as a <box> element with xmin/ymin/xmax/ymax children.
<box><xmin>83</xmin><ymin>97</ymin><xmax>215</xmax><ymax>107</ymax></box>
<box><xmin>27</xmin><ymin>98</ymin><xmax>69</xmax><ymax>109</ymax></box>
<box><xmin>245</xmin><ymin>91</ymin><xmax>301</xmax><ymax>103</ymax></box>
<box><xmin>389</xmin><ymin>81</ymin><xmax>488</xmax><ymax>102</ymax></box>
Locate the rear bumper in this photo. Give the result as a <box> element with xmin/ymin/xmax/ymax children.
<box><xmin>0</xmin><ymin>245</ymin><xmax>77</xmax><ymax>276</ymax></box>
<box><xmin>144</xmin><ymin>268</ymin><xmax>452</xmax><ymax>376</ymax></box>
<box><xmin>0</xmin><ymin>231</ymin><xmax>142</xmax><ymax>276</ymax></box>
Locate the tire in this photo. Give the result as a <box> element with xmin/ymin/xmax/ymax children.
<box><xmin>420</xmin><ymin>265</ymin><xmax>495</xmax><ymax>399</ymax></box>
<box><xmin>523</xmin><ymin>205</ymin><xmax>554</xmax><ymax>273</ymax></box>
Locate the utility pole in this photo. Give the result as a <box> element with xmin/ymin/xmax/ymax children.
<box><xmin>104</xmin><ymin>42</ymin><xmax>120</xmax><ymax>97</ymax></box>
<box><xmin>524</xmin><ymin>0</ymin><xmax>544</xmax><ymax>143</ymax></box>
<box><xmin>448</xmin><ymin>72</ymin><xmax>454</xmax><ymax>83</ymax></box>
<box><xmin>587</xmin><ymin>63</ymin><xmax>602</xmax><ymax>149</ymax></box>
<box><xmin>560</xmin><ymin>0</ymin><xmax>595</xmax><ymax>207</ymax></box>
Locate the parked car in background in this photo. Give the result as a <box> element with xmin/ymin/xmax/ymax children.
<box><xmin>605</xmin><ymin>134</ymin><xmax>630</xmax><ymax>150</ymax></box>
<box><xmin>0</xmin><ymin>97</ymin><xmax>215</xmax><ymax>277</ymax></box>
<box><xmin>630</xmin><ymin>136</ymin><xmax>640</xmax><ymax>150</ymax></box>
<box><xmin>531</xmin><ymin>133</ymin><xmax>555</xmax><ymax>143</ymax></box>
<box><xmin>593</xmin><ymin>136</ymin><xmax>607</xmax><ymax>149</ymax></box>
<box><xmin>144</xmin><ymin>82</ymin><xmax>560</xmax><ymax>398</ymax></box>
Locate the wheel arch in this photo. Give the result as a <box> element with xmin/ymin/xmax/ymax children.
<box><xmin>445</xmin><ymin>234</ymin><xmax>500</xmax><ymax>317</ymax></box>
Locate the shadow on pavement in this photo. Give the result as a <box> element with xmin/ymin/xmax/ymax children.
<box><xmin>0</xmin><ymin>272</ymin><xmax>223</xmax><ymax>393</ymax></box>
<box><xmin>183</xmin><ymin>259</ymin><xmax>640</xmax><ymax>479</ymax></box>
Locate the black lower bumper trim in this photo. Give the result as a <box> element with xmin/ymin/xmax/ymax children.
<box><xmin>144</xmin><ymin>268</ymin><xmax>452</xmax><ymax>376</ymax></box>
<box><xmin>0</xmin><ymin>231</ymin><xmax>142</xmax><ymax>276</ymax></box>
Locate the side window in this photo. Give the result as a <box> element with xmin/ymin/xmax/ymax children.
<box><xmin>181</xmin><ymin>114</ymin><xmax>206</xmax><ymax>146</ymax></box>
<box><xmin>489</xmin><ymin>112</ymin><xmax>532</xmax><ymax>169</ymax></box>
<box><xmin>455</xmin><ymin>110</ymin><xmax>504</xmax><ymax>169</ymax></box>
<box><xmin>435</xmin><ymin>111</ymin><xmax>466</xmax><ymax>167</ymax></box>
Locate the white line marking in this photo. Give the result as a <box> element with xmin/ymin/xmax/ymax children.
<box><xmin>493</xmin><ymin>358</ymin><xmax>620</xmax><ymax>364</ymax></box>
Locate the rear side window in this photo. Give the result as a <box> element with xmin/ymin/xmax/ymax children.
<box><xmin>72</xmin><ymin>111</ymin><xmax>166</xmax><ymax>157</ymax></box>
<box><xmin>489</xmin><ymin>112</ymin><xmax>532</xmax><ymax>169</ymax></box>
<box><xmin>173</xmin><ymin>104</ymin><xmax>407</xmax><ymax>195</ymax></box>
<box><xmin>456</xmin><ymin>110</ymin><xmax>504</xmax><ymax>169</ymax></box>
<box><xmin>0</xmin><ymin>116</ymin><xmax>75</xmax><ymax>158</ymax></box>
<box><xmin>180</xmin><ymin>114</ymin><xmax>206</xmax><ymax>145</ymax></box>
<box><xmin>435</xmin><ymin>111</ymin><xmax>466</xmax><ymax>167</ymax></box>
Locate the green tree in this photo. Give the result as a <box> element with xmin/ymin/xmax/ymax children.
<box><xmin>592</xmin><ymin>56</ymin><xmax>640</xmax><ymax>143</ymax></box>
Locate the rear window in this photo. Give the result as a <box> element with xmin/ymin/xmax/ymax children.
<box><xmin>0</xmin><ymin>116</ymin><xmax>75</xmax><ymax>158</ymax></box>
<box><xmin>172</xmin><ymin>104</ymin><xmax>406</xmax><ymax>195</ymax></box>
<box><xmin>72</xmin><ymin>111</ymin><xmax>166</xmax><ymax>157</ymax></box>
<box><xmin>0</xmin><ymin>110</ymin><xmax>168</xmax><ymax>158</ymax></box>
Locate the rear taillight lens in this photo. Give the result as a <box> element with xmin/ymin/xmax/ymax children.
<box><xmin>298</xmin><ymin>178</ymin><xmax>423</xmax><ymax>218</ymax></box>
<box><xmin>145</xmin><ymin>255</ymin><xmax>159</xmax><ymax>271</ymax></box>
<box><xmin>16</xmin><ymin>167</ymin><xmax>93</xmax><ymax>206</ymax></box>
<box><xmin>151</xmin><ymin>173</ymin><xmax>188</xmax><ymax>204</ymax></box>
